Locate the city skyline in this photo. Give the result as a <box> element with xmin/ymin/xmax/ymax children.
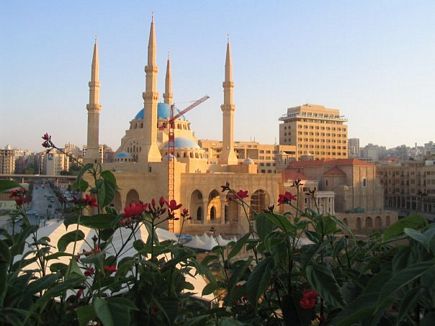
<box><xmin>2</xmin><ymin>1</ymin><xmax>435</xmax><ymax>152</ymax></box>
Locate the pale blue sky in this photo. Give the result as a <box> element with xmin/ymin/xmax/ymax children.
<box><xmin>1</xmin><ymin>1</ymin><xmax>435</xmax><ymax>151</ymax></box>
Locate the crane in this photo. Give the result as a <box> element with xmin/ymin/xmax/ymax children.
<box><xmin>163</xmin><ymin>95</ymin><xmax>210</xmax><ymax>232</ymax></box>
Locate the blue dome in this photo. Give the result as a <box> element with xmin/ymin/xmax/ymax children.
<box><xmin>134</xmin><ymin>103</ymin><xmax>186</xmax><ymax>121</ymax></box>
<box><xmin>115</xmin><ymin>152</ymin><xmax>131</xmax><ymax>159</ymax></box>
<box><xmin>164</xmin><ymin>137</ymin><xmax>200</xmax><ymax>149</ymax></box>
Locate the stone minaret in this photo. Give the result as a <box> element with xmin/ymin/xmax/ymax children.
<box><xmin>139</xmin><ymin>17</ymin><xmax>162</xmax><ymax>163</ymax></box>
<box><xmin>219</xmin><ymin>41</ymin><xmax>238</xmax><ymax>165</ymax></box>
<box><xmin>85</xmin><ymin>41</ymin><xmax>102</xmax><ymax>164</ymax></box>
<box><xmin>163</xmin><ymin>57</ymin><xmax>173</xmax><ymax>105</ymax></box>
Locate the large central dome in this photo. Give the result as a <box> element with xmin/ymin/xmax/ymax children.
<box><xmin>134</xmin><ymin>103</ymin><xmax>185</xmax><ymax>121</ymax></box>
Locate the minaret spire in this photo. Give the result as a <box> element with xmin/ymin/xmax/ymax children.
<box><xmin>163</xmin><ymin>56</ymin><xmax>173</xmax><ymax>105</ymax></box>
<box><xmin>219</xmin><ymin>40</ymin><xmax>238</xmax><ymax>165</ymax></box>
<box><xmin>139</xmin><ymin>16</ymin><xmax>162</xmax><ymax>163</ymax></box>
<box><xmin>85</xmin><ymin>40</ymin><xmax>102</xmax><ymax>164</ymax></box>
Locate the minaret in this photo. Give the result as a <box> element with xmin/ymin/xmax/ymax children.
<box><xmin>139</xmin><ymin>17</ymin><xmax>162</xmax><ymax>163</ymax></box>
<box><xmin>85</xmin><ymin>41</ymin><xmax>102</xmax><ymax>164</ymax></box>
<box><xmin>219</xmin><ymin>41</ymin><xmax>238</xmax><ymax>165</ymax></box>
<box><xmin>163</xmin><ymin>57</ymin><xmax>173</xmax><ymax>105</ymax></box>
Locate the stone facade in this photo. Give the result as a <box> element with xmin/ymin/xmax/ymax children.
<box><xmin>279</xmin><ymin>104</ymin><xmax>348</xmax><ymax>160</ymax></box>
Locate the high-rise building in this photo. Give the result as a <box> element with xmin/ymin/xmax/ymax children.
<box><xmin>42</xmin><ymin>150</ymin><xmax>70</xmax><ymax>176</ymax></box>
<box><xmin>348</xmin><ymin>138</ymin><xmax>360</xmax><ymax>158</ymax></box>
<box><xmin>0</xmin><ymin>146</ymin><xmax>16</xmax><ymax>174</ymax></box>
<box><xmin>279</xmin><ymin>104</ymin><xmax>348</xmax><ymax>160</ymax></box>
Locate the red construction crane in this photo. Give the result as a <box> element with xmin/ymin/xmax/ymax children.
<box><xmin>164</xmin><ymin>95</ymin><xmax>209</xmax><ymax>232</ymax></box>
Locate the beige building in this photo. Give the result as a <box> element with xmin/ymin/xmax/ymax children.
<box><xmin>199</xmin><ymin>140</ymin><xmax>297</xmax><ymax>174</ymax></box>
<box><xmin>283</xmin><ymin>159</ymin><xmax>397</xmax><ymax>233</ymax></box>
<box><xmin>0</xmin><ymin>146</ymin><xmax>15</xmax><ymax>174</ymax></box>
<box><xmin>84</xmin><ymin>18</ymin><xmax>283</xmax><ymax>235</ymax></box>
<box><xmin>42</xmin><ymin>150</ymin><xmax>70</xmax><ymax>176</ymax></box>
<box><xmin>378</xmin><ymin>160</ymin><xmax>435</xmax><ymax>217</ymax></box>
<box><xmin>279</xmin><ymin>104</ymin><xmax>348</xmax><ymax>160</ymax></box>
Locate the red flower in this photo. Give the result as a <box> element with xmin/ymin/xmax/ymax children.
<box><xmin>159</xmin><ymin>196</ymin><xmax>165</xmax><ymax>207</ymax></box>
<box><xmin>166</xmin><ymin>199</ymin><xmax>182</xmax><ymax>212</ymax></box>
<box><xmin>84</xmin><ymin>267</ymin><xmax>95</xmax><ymax>277</ymax></box>
<box><xmin>76</xmin><ymin>288</ymin><xmax>84</xmax><ymax>299</ymax></box>
<box><xmin>42</xmin><ymin>133</ymin><xmax>51</xmax><ymax>141</ymax></box>
<box><xmin>299</xmin><ymin>289</ymin><xmax>318</xmax><ymax>310</ymax></box>
<box><xmin>236</xmin><ymin>190</ymin><xmax>249</xmax><ymax>199</ymax></box>
<box><xmin>181</xmin><ymin>208</ymin><xmax>189</xmax><ymax>218</ymax></box>
<box><xmin>83</xmin><ymin>194</ymin><xmax>97</xmax><ymax>207</ymax></box>
<box><xmin>278</xmin><ymin>191</ymin><xmax>297</xmax><ymax>205</ymax></box>
<box><xmin>9</xmin><ymin>188</ymin><xmax>30</xmax><ymax>206</ymax></box>
<box><xmin>123</xmin><ymin>202</ymin><xmax>146</xmax><ymax>218</ymax></box>
<box><xmin>104</xmin><ymin>265</ymin><xmax>117</xmax><ymax>273</ymax></box>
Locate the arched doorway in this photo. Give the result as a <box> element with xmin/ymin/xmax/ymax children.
<box><xmin>112</xmin><ymin>191</ymin><xmax>122</xmax><ymax>212</ymax></box>
<box><xmin>210</xmin><ymin>206</ymin><xmax>216</xmax><ymax>222</ymax></box>
<box><xmin>375</xmin><ymin>216</ymin><xmax>382</xmax><ymax>229</ymax></box>
<box><xmin>356</xmin><ymin>218</ymin><xmax>362</xmax><ymax>232</ymax></box>
<box><xmin>343</xmin><ymin>218</ymin><xmax>348</xmax><ymax>226</ymax></box>
<box><xmin>250</xmin><ymin>189</ymin><xmax>269</xmax><ymax>218</ymax></box>
<box><xmin>208</xmin><ymin>190</ymin><xmax>221</xmax><ymax>223</ymax></box>
<box><xmin>225</xmin><ymin>193</ymin><xmax>239</xmax><ymax>224</ymax></box>
<box><xmin>366</xmin><ymin>217</ymin><xmax>373</xmax><ymax>229</ymax></box>
<box><xmin>190</xmin><ymin>190</ymin><xmax>203</xmax><ymax>223</ymax></box>
<box><xmin>126</xmin><ymin>189</ymin><xmax>139</xmax><ymax>205</ymax></box>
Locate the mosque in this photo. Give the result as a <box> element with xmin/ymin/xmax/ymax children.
<box><xmin>84</xmin><ymin>18</ymin><xmax>283</xmax><ymax>235</ymax></box>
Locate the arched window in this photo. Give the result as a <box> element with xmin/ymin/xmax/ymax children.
<box><xmin>196</xmin><ymin>207</ymin><xmax>203</xmax><ymax>220</ymax></box>
<box><xmin>366</xmin><ymin>217</ymin><xmax>373</xmax><ymax>229</ymax></box>
<box><xmin>210</xmin><ymin>206</ymin><xmax>216</xmax><ymax>221</ymax></box>
<box><xmin>356</xmin><ymin>218</ymin><xmax>362</xmax><ymax>231</ymax></box>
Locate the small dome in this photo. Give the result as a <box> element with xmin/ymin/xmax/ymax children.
<box><xmin>134</xmin><ymin>103</ymin><xmax>186</xmax><ymax>121</ymax></box>
<box><xmin>164</xmin><ymin>137</ymin><xmax>200</xmax><ymax>149</ymax></box>
<box><xmin>114</xmin><ymin>152</ymin><xmax>131</xmax><ymax>159</ymax></box>
<box><xmin>243</xmin><ymin>157</ymin><xmax>255</xmax><ymax>165</ymax></box>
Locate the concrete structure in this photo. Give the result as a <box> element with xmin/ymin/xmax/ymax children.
<box><xmin>283</xmin><ymin>159</ymin><xmax>397</xmax><ymax>232</ymax></box>
<box><xmin>85</xmin><ymin>18</ymin><xmax>283</xmax><ymax>235</ymax></box>
<box><xmin>42</xmin><ymin>150</ymin><xmax>70</xmax><ymax>176</ymax></box>
<box><xmin>378</xmin><ymin>160</ymin><xmax>435</xmax><ymax>218</ymax></box>
<box><xmin>0</xmin><ymin>146</ymin><xmax>15</xmax><ymax>174</ymax></box>
<box><xmin>199</xmin><ymin>140</ymin><xmax>297</xmax><ymax>174</ymax></box>
<box><xmin>219</xmin><ymin>42</ymin><xmax>238</xmax><ymax>165</ymax></box>
<box><xmin>84</xmin><ymin>41</ymin><xmax>102</xmax><ymax>164</ymax></box>
<box><xmin>360</xmin><ymin>144</ymin><xmax>387</xmax><ymax>162</ymax></box>
<box><xmin>279</xmin><ymin>104</ymin><xmax>348</xmax><ymax>160</ymax></box>
<box><xmin>348</xmin><ymin>138</ymin><xmax>360</xmax><ymax>158</ymax></box>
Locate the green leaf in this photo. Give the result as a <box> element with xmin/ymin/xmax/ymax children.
<box><xmin>0</xmin><ymin>240</ymin><xmax>9</xmax><ymax>305</ymax></box>
<box><xmin>397</xmin><ymin>287</ymin><xmax>424</xmax><ymax>324</ymax></box>
<box><xmin>255</xmin><ymin>212</ymin><xmax>275</xmax><ymax>240</ymax></box>
<box><xmin>262</xmin><ymin>212</ymin><xmax>296</xmax><ymax>235</ymax></box>
<box><xmin>57</xmin><ymin>230</ymin><xmax>85</xmax><ymax>252</ymax></box>
<box><xmin>246</xmin><ymin>256</ymin><xmax>274</xmax><ymax>305</ymax></box>
<box><xmin>93</xmin><ymin>297</ymin><xmax>138</xmax><ymax>326</ymax></box>
<box><xmin>0</xmin><ymin>180</ymin><xmax>22</xmax><ymax>193</ymax></box>
<box><xmin>202</xmin><ymin>281</ymin><xmax>218</xmax><ymax>296</ymax></box>
<box><xmin>404</xmin><ymin>227</ymin><xmax>431</xmax><ymax>251</ymax></box>
<box><xmin>376</xmin><ymin>260</ymin><xmax>435</xmax><ymax>310</ymax></box>
<box><xmin>78</xmin><ymin>214</ymin><xmax>121</xmax><ymax>229</ymax></box>
<box><xmin>73</xmin><ymin>179</ymin><xmax>89</xmax><ymax>192</ymax></box>
<box><xmin>76</xmin><ymin>305</ymin><xmax>96</xmax><ymax>326</ymax></box>
<box><xmin>306</xmin><ymin>263</ymin><xmax>344</xmax><ymax>307</ymax></box>
<box><xmin>316</xmin><ymin>215</ymin><xmax>339</xmax><ymax>236</ymax></box>
<box><xmin>383</xmin><ymin>215</ymin><xmax>427</xmax><ymax>241</ymax></box>
<box><xmin>26</xmin><ymin>274</ymin><xmax>59</xmax><ymax>295</ymax></box>
<box><xmin>421</xmin><ymin>312</ymin><xmax>435</xmax><ymax>326</ymax></box>
<box><xmin>228</xmin><ymin>233</ymin><xmax>250</xmax><ymax>260</ymax></box>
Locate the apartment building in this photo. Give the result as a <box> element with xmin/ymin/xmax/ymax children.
<box><xmin>378</xmin><ymin>160</ymin><xmax>435</xmax><ymax>217</ymax></box>
<box><xmin>0</xmin><ymin>146</ymin><xmax>15</xmax><ymax>174</ymax></box>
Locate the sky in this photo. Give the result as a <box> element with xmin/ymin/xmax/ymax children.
<box><xmin>1</xmin><ymin>1</ymin><xmax>435</xmax><ymax>152</ymax></box>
